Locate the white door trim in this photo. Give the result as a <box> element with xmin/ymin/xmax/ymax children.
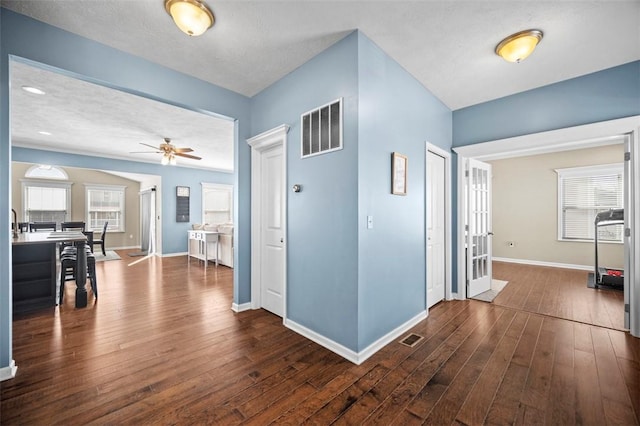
<box><xmin>426</xmin><ymin>143</ymin><xmax>452</xmax><ymax>312</ymax></box>
<box><xmin>453</xmin><ymin>115</ymin><xmax>640</xmax><ymax>337</ymax></box>
<box><xmin>246</xmin><ymin>124</ymin><xmax>289</xmax><ymax>319</ymax></box>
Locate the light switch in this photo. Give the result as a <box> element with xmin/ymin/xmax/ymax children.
<box><xmin>367</xmin><ymin>215</ymin><xmax>373</xmax><ymax>229</ymax></box>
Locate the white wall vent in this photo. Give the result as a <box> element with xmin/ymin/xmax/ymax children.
<box><xmin>301</xmin><ymin>98</ymin><xmax>342</xmax><ymax>158</ymax></box>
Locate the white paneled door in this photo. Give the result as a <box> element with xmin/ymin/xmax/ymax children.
<box><xmin>260</xmin><ymin>144</ymin><xmax>285</xmax><ymax>317</ymax></box>
<box><xmin>427</xmin><ymin>150</ymin><xmax>446</xmax><ymax>308</ymax></box>
<box><xmin>466</xmin><ymin>158</ymin><xmax>493</xmax><ymax>298</ymax></box>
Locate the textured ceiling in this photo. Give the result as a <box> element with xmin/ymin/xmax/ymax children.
<box><xmin>3</xmin><ymin>1</ymin><xmax>640</xmax><ymax>169</ymax></box>
<box><xmin>3</xmin><ymin>1</ymin><xmax>639</xmax><ymax>109</ymax></box>
<box><xmin>11</xmin><ymin>62</ymin><xmax>235</xmax><ymax>171</ymax></box>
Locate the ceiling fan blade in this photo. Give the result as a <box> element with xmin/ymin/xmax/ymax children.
<box><xmin>175</xmin><ymin>152</ymin><xmax>202</xmax><ymax>160</ymax></box>
<box><xmin>140</xmin><ymin>142</ymin><xmax>160</xmax><ymax>150</ymax></box>
<box><xmin>173</xmin><ymin>147</ymin><xmax>194</xmax><ymax>153</ymax></box>
<box><xmin>129</xmin><ymin>151</ymin><xmax>160</xmax><ymax>154</ymax></box>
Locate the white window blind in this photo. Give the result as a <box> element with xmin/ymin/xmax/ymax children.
<box><xmin>21</xmin><ymin>180</ymin><xmax>72</xmax><ymax>224</ymax></box>
<box><xmin>557</xmin><ymin>164</ymin><xmax>623</xmax><ymax>242</ymax></box>
<box><xmin>86</xmin><ymin>185</ymin><xmax>126</xmax><ymax>232</ymax></box>
<box><xmin>202</xmin><ymin>183</ymin><xmax>233</xmax><ymax>225</ymax></box>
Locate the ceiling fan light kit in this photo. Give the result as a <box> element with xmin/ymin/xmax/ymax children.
<box><xmin>161</xmin><ymin>153</ymin><xmax>177</xmax><ymax>166</ymax></box>
<box><xmin>495</xmin><ymin>29</ymin><xmax>543</xmax><ymax>63</ymax></box>
<box><xmin>165</xmin><ymin>0</ymin><xmax>214</xmax><ymax>36</ymax></box>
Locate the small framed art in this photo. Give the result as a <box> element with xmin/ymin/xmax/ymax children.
<box><xmin>391</xmin><ymin>152</ymin><xmax>408</xmax><ymax>195</ymax></box>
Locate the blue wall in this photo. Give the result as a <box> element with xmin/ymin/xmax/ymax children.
<box><xmin>251</xmin><ymin>32</ymin><xmax>361</xmax><ymax>350</ymax></box>
<box><xmin>0</xmin><ymin>9</ymin><xmax>252</xmax><ymax>370</ymax></box>
<box><xmin>453</xmin><ymin>61</ymin><xmax>640</xmax><ymax>147</ymax></box>
<box><xmin>356</xmin><ymin>34</ymin><xmax>452</xmax><ymax>350</ymax></box>
<box><xmin>251</xmin><ymin>31</ymin><xmax>453</xmax><ymax>353</ymax></box>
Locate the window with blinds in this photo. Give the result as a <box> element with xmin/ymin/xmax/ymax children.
<box><xmin>21</xmin><ymin>180</ymin><xmax>72</xmax><ymax>225</ymax></box>
<box><xmin>301</xmin><ymin>98</ymin><xmax>342</xmax><ymax>158</ymax></box>
<box><xmin>85</xmin><ymin>184</ymin><xmax>126</xmax><ymax>232</ymax></box>
<box><xmin>556</xmin><ymin>163</ymin><xmax>624</xmax><ymax>242</ymax></box>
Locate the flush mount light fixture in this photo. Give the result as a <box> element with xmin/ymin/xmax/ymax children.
<box><xmin>165</xmin><ymin>0</ymin><xmax>214</xmax><ymax>36</ymax></box>
<box><xmin>495</xmin><ymin>29</ymin><xmax>543</xmax><ymax>63</ymax></box>
<box><xmin>21</xmin><ymin>85</ymin><xmax>46</xmax><ymax>95</ymax></box>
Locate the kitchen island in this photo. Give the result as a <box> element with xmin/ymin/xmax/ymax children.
<box><xmin>12</xmin><ymin>231</ymin><xmax>88</xmax><ymax>313</ymax></box>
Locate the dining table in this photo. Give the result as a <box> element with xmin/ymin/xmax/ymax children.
<box><xmin>12</xmin><ymin>230</ymin><xmax>89</xmax><ymax>312</ymax></box>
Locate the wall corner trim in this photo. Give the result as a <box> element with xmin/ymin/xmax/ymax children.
<box><xmin>285</xmin><ymin>310</ymin><xmax>427</xmax><ymax>365</ymax></box>
<box><xmin>0</xmin><ymin>360</ymin><xmax>17</xmax><ymax>382</ymax></box>
<box><xmin>231</xmin><ymin>302</ymin><xmax>252</xmax><ymax>313</ymax></box>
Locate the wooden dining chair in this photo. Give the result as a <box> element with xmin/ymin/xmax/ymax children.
<box><xmin>29</xmin><ymin>221</ymin><xmax>57</xmax><ymax>232</ymax></box>
<box><xmin>61</xmin><ymin>221</ymin><xmax>86</xmax><ymax>231</ymax></box>
<box><xmin>91</xmin><ymin>221</ymin><xmax>108</xmax><ymax>256</ymax></box>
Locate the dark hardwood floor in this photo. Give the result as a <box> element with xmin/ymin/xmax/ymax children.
<box><xmin>1</xmin><ymin>253</ymin><xmax>638</xmax><ymax>424</ymax></box>
<box><xmin>493</xmin><ymin>261</ymin><xmax>625</xmax><ymax>331</ymax></box>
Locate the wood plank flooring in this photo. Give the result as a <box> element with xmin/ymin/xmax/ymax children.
<box><xmin>493</xmin><ymin>261</ymin><xmax>625</xmax><ymax>331</ymax></box>
<box><xmin>1</xmin><ymin>253</ymin><xmax>638</xmax><ymax>425</ymax></box>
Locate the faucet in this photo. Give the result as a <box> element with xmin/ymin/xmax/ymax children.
<box><xmin>11</xmin><ymin>209</ymin><xmax>18</xmax><ymax>238</ymax></box>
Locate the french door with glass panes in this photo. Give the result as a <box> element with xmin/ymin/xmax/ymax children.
<box><xmin>466</xmin><ymin>159</ymin><xmax>492</xmax><ymax>298</ymax></box>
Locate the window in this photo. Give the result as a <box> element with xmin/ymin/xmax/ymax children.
<box><xmin>202</xmin><ymin>183</ymin><xmax>233</xmax><ymax>225</ymax></box>
<box><xmin>21</xmin><ymin>180</ymin><xmax>72</xmax><ymax>225</ymax></box>
<box><xmin>25</xmin><ymin>164</ymin><xmax>68</xmax><ymax>180</ymax></box>
<box><xmin>556</xmin><ymin>163</ymin><xmax>624</xmax><ymax>242</ymax></box>
<box><xmin>85</xmin><ymin>184</ymin><xmax>126</xmax><ymax>232</ymax></box>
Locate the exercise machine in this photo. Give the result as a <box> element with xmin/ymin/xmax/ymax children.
<box><xmin>593</xmin><ymin>208</ymin><xmax>624</xmax><ymax>288</ymax></box>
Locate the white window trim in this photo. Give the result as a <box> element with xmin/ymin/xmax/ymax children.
<box><xmin>555</xmin><ymin>162</ymin><xmax>623</xmax><ymax>244</ymax></box>
<box><xmin>84</xmin><ymin>183</ymin><xmax>126</xmax><ymax>232</ymax></box>
<box><xmin>24</xmin><ymin>164</ymin><xmax>68</xmax><ymax>180</ymax></box>
<box><xmin>201</xmin><ymin>182</ymin><xmax>233</xmax><ymax>225</ymax></box>
<box><xmin>20</xmin><ymin>179</ymin><xmax>72</xmax><ymax>223</ymax></box>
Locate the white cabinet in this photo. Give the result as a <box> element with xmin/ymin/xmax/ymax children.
<box><xmin>187</xmin><ymin>230</ymin><xmax>219</xmax><ymax>266</ymax></box>
<box><xmin>216</xmin><ymin>224</ymin><xmax>233</xmax><ymax>268</ymax></box>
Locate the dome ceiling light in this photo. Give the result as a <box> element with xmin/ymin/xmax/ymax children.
<box><xmin>165</xmin><ymin>0</ymin><xmax>214</xmax><ymax>36</ymax></box>
<box><xmin>495</xmin><ymin>29</ymin><xmax>543</xmax><ymax>63</ymax></box>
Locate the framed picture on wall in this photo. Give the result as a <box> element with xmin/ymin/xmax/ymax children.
<box><xmin>391</xmin><ymin>152</ymin><xmax>408</xmax><ymax>195</ymax></box>
<box><xmin>176</xmin><ymin>186</ymin><xmax>190</xmax><ymax>222</ymax></box>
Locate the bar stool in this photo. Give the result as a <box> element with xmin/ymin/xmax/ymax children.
<box><xmin>59</xmin><ymin>249</ymin><xmax>97</xmax><ymax>304</ymax></box>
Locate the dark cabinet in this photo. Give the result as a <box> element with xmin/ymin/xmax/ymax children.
<box><xmin>12</xmin><ymin>243</ymin><xmax>56</xmax><ymax>314</ymax></box>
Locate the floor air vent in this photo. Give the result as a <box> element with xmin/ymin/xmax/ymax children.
<box><xmin>400</xmin><ymin>333</ymin><xmax>423</xmax><ymax>347</ymax></box>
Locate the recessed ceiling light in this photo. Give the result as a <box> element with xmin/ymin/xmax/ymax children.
<box><xmin>38</xmin><ymin>131</ymin><xmax>52</xmax><ymax>136</ymax></box>
<box><xmin>21</xmin><ymin>86</ymin><xmax>46</xmax><ymax>95</ymax></box>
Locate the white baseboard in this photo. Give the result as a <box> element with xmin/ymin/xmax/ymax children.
<box><xmin>285</xmin><ymin>310</ymin><xmax>427</xmax><ymax>365</ymax></box>
<box><xmin>109</xmin><ymin>245</ymin><xmax>140</xmax><ymax>250</ymax></box>
<box><xmin>284</xmin><ymin>319</ymin><xmax>359</xmax><ymax>363</ymax></box>
<box><xmin>162</xmin><ymin>251</ymin><xmax>188</xmax><ymax>258</ymax></box>
<box><xmin>493</xmin><ymin>257</ymin><xmax>592</xmax><ymax>271</ymax></box>
<box><xmin>0</xmin><ymin>360</ymin><xmax>17</xmax><ymax>382</ymax></box>
<box><xmin>231</xmin><ymin>302</ymin><xmax>252</xmax><ymax>312</ymax></box>
<box><xmin>450</xmin><ymin>292</ymin><xmax>463</xmax><ymax>300</ymax></box>
<box><xmin>356</xmin><ymin>310</ymin><xmax>427</xmax><ymax>364</ymax></box>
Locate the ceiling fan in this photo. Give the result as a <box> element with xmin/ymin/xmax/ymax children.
<box><xmin>131</xmin><ymin>137</ymin><xmax>202</xmax><ymax>165</ymax></box>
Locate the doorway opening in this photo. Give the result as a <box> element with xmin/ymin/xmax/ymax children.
<box><xmin>454</xmin><ymin>116</ymin><xmax>639</xmax><ymax>337</ymax></box>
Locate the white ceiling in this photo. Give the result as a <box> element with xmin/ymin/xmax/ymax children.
<box><xmin>3</xmin><ymin>1</ymin><xmax>640</xmax><ymax>168</ymax></box>
<box><xmin>11</xmin><ymin>62</ymin><xmax>235</xmax><ymax>171</ymax></box>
